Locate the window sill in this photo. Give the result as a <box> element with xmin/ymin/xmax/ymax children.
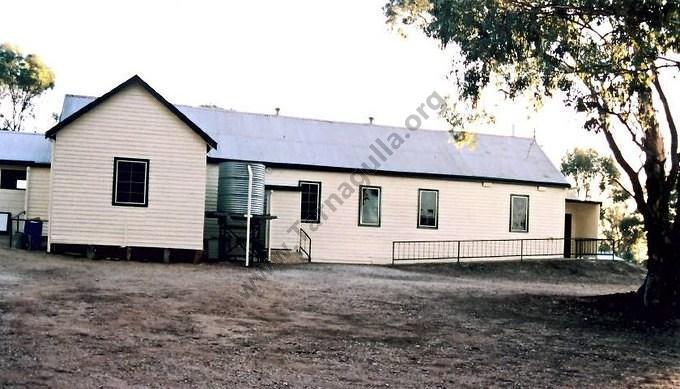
<box><xmin>112</xmin><ymin>202</ymin><xmax>148</xmax><ymax>208</ymax></box>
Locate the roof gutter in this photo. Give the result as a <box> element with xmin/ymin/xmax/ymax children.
<box><xmin>0</xmin><ymin>159</ymin><xmax>51</xmax><ymax>167</ymax></box>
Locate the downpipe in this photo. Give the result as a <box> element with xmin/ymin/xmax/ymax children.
<box><xmin>245</xmin><ymin>164</ymin><xmax>253</xmax><ymax>267</ymax></box>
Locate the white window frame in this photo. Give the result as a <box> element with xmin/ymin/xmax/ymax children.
<box><xmin>417</xmin><ymin>189</ymin><xmax>439</xmax><ymax>229</ymax></box>
<box><xmin>509</xmin><ymin>194</ymin><xmax>529</xmax><ymax>233</ymax></box>
<box><xmin>113</xmin><ymin>158</ymin><xmax>149</xmax><ymax>207</ymax></box>
<box><xmin>299</xmin><ymin>181</ymin><xmax>321</xmax><ymax>223</ymax></box>
<box><xmin>358</xmin><ymin>186</ymin><xmax>381</xmax><ymax>227</ymax></box>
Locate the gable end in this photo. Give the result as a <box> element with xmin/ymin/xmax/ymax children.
<box><xmin>44</xmin><ymin>75</ymin><xmax>218</xmax><ymax>149</ymax></box>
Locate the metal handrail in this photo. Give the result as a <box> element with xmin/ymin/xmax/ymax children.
<box><xmin>392</xmin><ymin>238</ymin><xmax>615</xmax><ymax>264</ymax></box>
<box><xmin>299</xmin><ymin>228</ymin><xmax>312</xmax><ymax>262</ymax></box>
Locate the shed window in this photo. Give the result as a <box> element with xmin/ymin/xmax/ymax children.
<box><xmin>300</xmin><ymin>181</ymin><xmax>321</xmax><ymax>223</ymax></box>
<box><xmin>0</xmin><ymin>169</ymin><xmax>26</xmax><ymax>190</ymax></box>
<box><xmin>113</xmin><ymin>158</ymin><xmax>149</xmax><ymax>207</ymax></box>
<box><xmin>359</xmin><ymin>186</ymin><xmax>381</xmax><ymax>227</ymax></box>
<box><xmin>418</xmin><ymin>189</ymin><xmax>438</xmax><ymax>228</ymax></box>
<box><xmin>510</xmin><ymin>195</ymin><xmax>529</xmax><ymax>232</ymax></box>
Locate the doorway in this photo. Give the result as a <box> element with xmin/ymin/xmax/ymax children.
<box><xmin>564</xmin><ymin>214</ymin><xmax>572</xmax><ymax>258</ymax></box>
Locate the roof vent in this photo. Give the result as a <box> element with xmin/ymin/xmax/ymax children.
<box><xmin>275</xmin><ymin>107</ymin><xmax>280</xmax><ymax>116</ymax></box>
<box><xmin>369</xmin><ymin>116</ymin><xmax>374</xmax><ymax>124</ymax></box>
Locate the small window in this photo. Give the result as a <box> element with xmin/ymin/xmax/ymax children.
<box><xmin>300</xmin><ymin>181</ymin><xmax>321</xmax><ymax>223</ymax></box>
<box><xmin>0</xmin><ymin>169</ymin><xmax>27</xmax><ymax>190</ymax></box>
<box><xmin>359</xmin><ymin>186</ymin><xmax>381</xmax><ymax>227</ymax></box>
<box><xmin>113</xmin><ymin>158</ymin><xmax>149</xmax><ymax>207</ymax></box>
<box><xmin>510</xmin><ymin>195</ymin><xmax>529</xmax><ymax>232</ymax></box>
<box><xmin>418</xmin><ymin>189</ymin><xmax>438</xmax><ymax>229</ymax></box>
<box><xmin>0</xmin><ymin>212</ymin><xmax>9</xmax><ymax>234</ymax></box>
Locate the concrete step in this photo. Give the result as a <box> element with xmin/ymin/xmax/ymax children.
<box><xmin>270</xmin><ymin>249</ymin><xmax>309</xmax><ymax>264</ymax></box>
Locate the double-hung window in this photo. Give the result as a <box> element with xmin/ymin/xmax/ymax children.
<box><xmin>300</xmin><ymin>181</ymin><xmax>321</xmax><ymax>223</ymax></box>
<box><xmin>359</xmin><ymin>186</ymin><xmax>381</xmax><ymax>227</ymax></box>
<box><xmin>113</xmin><ymin>158</ymin><xmax>149</xmax><ymax>207</ymax></box>
<box><xmin>510</xmin><ymin>194</ymin><xmax>529</xmax><ymax>232</ymax></box>
<box><xmin>418</xmin><ymin>189</ymin><xmax>438</xmax><ymax>228</ymax></box>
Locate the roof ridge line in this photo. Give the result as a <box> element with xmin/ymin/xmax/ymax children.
<box><xmin>176</xmin><ymin>104</ymin><xmax>534</xmax><ymax>139</ymax></box>
<box><xmin>63</xmin><ymin>94</ymin><xmax>534</xmax><ymax>140</ymax></box>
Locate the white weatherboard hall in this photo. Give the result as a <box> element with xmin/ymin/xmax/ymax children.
<box><xmin>0</xmin><ymin>76</ymin><xmax>600</xmax><ymax>264</ymax></box>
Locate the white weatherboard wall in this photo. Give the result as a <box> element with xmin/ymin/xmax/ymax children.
<box><xmin>0</xmin><ymin>189</ymin><xmax>25</xmax><ymax>215</ymax></box>
<box><xmin>48</xmin><ymin>84</ymin><xmax>207</xmax><ymax>250</ymax></box>
<box><xmin>265</xmin><ymin>168</ymin><xmax>567</xmax><ymax>264</ymax></box>
<box><xmin>565</xmin><ymin>202</ymin><xmax>600</xmax><ymax>239</ymax></box>
<box><xmin>26</xmin><ymin>166</ymin><xmax>51</xmax><ymax>235</ymax></box>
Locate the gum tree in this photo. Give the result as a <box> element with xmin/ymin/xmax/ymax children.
<box><xmin>561</xmin><ymin>147</ymin><xmax>619</xmax><ymax>199</ymax></box>
<box><xmin>0</xmin><ymin>43</ymin><xmax>55</xmax><ymax>131</ymax></box>
<box><xmin>384</xmin><ymin>0</ymin><xmax>679</xmax><ymax>318</ymax></box>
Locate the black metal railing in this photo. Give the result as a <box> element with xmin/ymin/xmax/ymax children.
<box><xmin>7</xmin><ymin>213</ymin><xmax>49</xmax><ymax>250</ymax></box>
<box><xmin>391</xmin><ymin>238</ymin><xmax>615</xmax><ymax>264</ymax></box>
<box><xmin>299</xmin><ymin>228</ymin><xmax>312</xmax><ymax>262</ymax></box>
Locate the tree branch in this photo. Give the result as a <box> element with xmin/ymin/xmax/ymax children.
<box><xmin>658</xmin><ymin>56</ymin><xmax>680</xmax><ymax>66</ymax></box>
<box><xmin>602</xmin><ymin>128</ymin><xmax>649</xmax><ymax>219</ymax></box>
<box><xmin>580</xmin><ymin>79</ymin><xmax>649</xmax><ymax>218</ymax></box>
<box><xmin>601</xmin><ymin>106</ymin><xmax>646</xmax><ymax>150</ymax></box>
<box><xmin>613</xmin><ymin>178</ymin><xmax>635</xmax><ymax>200</ymax></box>
<box><xmin>653</xmin><ymin>73</ymin><xmax>679</xmax><ymax>195</ymax></box>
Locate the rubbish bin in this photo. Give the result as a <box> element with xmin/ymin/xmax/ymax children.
<box><xmin>12</xmin><ymin>232</ymin><xmax>26</xmax><ymax>250</ymax></box>
<box><xmin>24</xmin><ymin>220</ymin><xmax>43</xmax><ymax>251</ymax></box>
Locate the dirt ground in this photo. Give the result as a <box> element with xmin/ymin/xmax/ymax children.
<box><xmin>0</xmin><ymin>245</ymin><xmax>678</xmax><ymax>388</ymax></box>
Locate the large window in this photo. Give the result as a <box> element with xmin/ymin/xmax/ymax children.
<box><xmin>418</xmin><ymin>189</ymin><xmax>438</xmax><ymax>229</ymax></box>
<box><xmin>113</xmin><ymin>158</ymin><xmax>149</xmax><ymax>207</ymax></box>
<box><xmin>359</xmin><ymin>186</ymin><xmax>381</xmax><ymax>227</ymax></box>
<box><xmin>300</xmin><ymin>181</ymin><xmax>321</xmax><ymax>223</ymax></box>
<box><xmin>510</xmin><ymin>194</ymin><xmax>529</xmax><ymax>232</ymax></box>
<box><xmin>0</xmin><ymin>169</ymin><xmax>26</xmax><ymax>190</ymax></box>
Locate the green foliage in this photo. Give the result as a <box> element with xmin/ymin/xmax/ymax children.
<box><xmin>560</xmin><ymin>147</ymin><xmax>621</xmax><ymax>199</ymax></box>
<box><xmin>561</xmin><ymin>147</ymin><xmax>643</xmax><ymax>260</ymax></box>
<box><xmin>0</xmin><ymin>43</ymin><xmax>55</xmax><ymax>131</ymax></box>
<box><xmin>384</xmin><ymin>0</ymin><xmax>680</xmax><ymax>314</ymax></box>
<box><xmin>385</xmin><ymin>1</ymin><xmax>678</xmax><ymax>217</ymax></box>
<box><xmin>385</xmin><ymin>0</ymin><xmax>678</xmax><ymax>124</ymax></box>
<box><xmin>602</xmin><ymin>204</ymin><xmax>646</xmax><ymax>262</ymax></box>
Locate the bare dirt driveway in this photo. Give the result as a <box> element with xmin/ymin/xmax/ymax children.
<box><xmin>0</xmin><ymin>246</ymin><xmax>678</xmax><ymax>388</ymax></box>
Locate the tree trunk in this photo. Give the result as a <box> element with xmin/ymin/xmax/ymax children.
<box><xmin>632</xmin><ymin>83</ymin><xmax>680</xmax><ymax>320</ymax></box>
<box><xmin>640</xmin><ymin>226</ymin><xmax>680</xmax><ymax>319</ymax></box>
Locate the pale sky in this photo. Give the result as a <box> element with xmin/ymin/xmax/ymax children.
<box><xmin>2</xmin><ymin>0</ymin><xmax>675</xmax><ymax>169</ymax></box>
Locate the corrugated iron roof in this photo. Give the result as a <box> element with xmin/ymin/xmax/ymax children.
<box><xmin>0</xmin><ymin>132</ymin><xmax>51</xmax><ymax>165</ymax></box>
<box><xmin>4</xmin><ymin>92</ymin><xmax>569</xmax><ymax>187</ymax></box>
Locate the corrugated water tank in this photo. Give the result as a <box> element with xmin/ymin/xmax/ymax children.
<box><xmin>217</xmin><ymin>161</ymin><xmax>266</xmax><ymax>215</ymax></box>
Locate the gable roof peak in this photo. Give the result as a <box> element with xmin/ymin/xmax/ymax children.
<box><xmin>44</xmin><ymin>75</ymin><xmax>218</xmax><ymax>149</ymax></box>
